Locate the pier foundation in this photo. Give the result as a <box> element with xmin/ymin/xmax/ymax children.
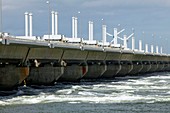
<box><xmin>58</xmin><ymin>65</ymin><xmax>87</xmax><ymax>82</ymax></box>
<box><xmin>26</xmin><ymin>65</ymin><xmax>64</xmax><ymax>85</ymax></box>
<box><xmin>101</xmin><ymin>62</ymin><xmax>121</xmax><ymax>78</ymax></box>
<box><xmin>116</xmin><ymin>61</ymin><xmax>133</xmax><ymax>76</ymax></box>
<box><xmin>0</xmin><ymin>65</ymin><xmax>29</xmax><ymax>90</ymax></box>
<box><xmin>83</xmin><ymin>63</ymin><xmax>106</xmax><ymax>79</ymax></box>
<box><xmin>128</xmin><ymin>61</ymin><xmax>143</xmax><ymax>75</ymax></box>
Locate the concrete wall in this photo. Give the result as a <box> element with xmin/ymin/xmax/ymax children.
<box><xmin>28</xmin><ymin>48</ymin><xmax>63</xmax><ymax>60</ymax></box>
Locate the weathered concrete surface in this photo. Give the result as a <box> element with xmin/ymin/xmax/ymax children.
<box><xmin>28</xmin><ymin>48</ymin><xmax>63</xmax><ymax>60</ymax></box>
<box><xmin>19</xmin><ymin>67</ymin><xmax>29</xmax><ymax>84</ymax></box>
<box><xmin>0</xmin><ymin>45</ymin><xmax>28</xmax><ymax>61</ymax></box>
<box><xmin>26</xmin><ymin>65</ymin><xmax>64</xmax><ymax>85</ymax></box>
<box><xmin>128</xmin><ymin>63</ymin><xmax>143</xmax><ymax>75</ymax></box>
<box><xmin>142</xmin><ymin>54</ymin><xmax>156</xmax><ymax>61</ymax></box>
<box><xmin>86</xmin><ymin>51</ymin><xmax>106</xmax><ymax>60</ymax></box>
<box><xmin>163</xmin><ymin>63</ymin><xmax>170</xmax><ymax>71</ymax></box>
<box><xmin>157</xmin><ymin>63</ymin><xmax>164</xmax><ymax>71</ymax></box>
<box><xmin>58</xmin><ymin>65</ymin><xmax>86</xmax><ymax>82</ymax></box>
<box><xmin>148</xmin><ymin>63</ymin><xmax>158</xmax><ymax>73</ymax></box>
<box><xmin>116</xmin><ymin>63</ymin><xmax>133</xmax><ymax>76</ymax></box>
<box><xmin>83</xmin><ymin>64</ymin><xmax>106</xmax><ymax>79</ymax></box>
<box><xmin>105</xmin><ymin>52</ymin><xmax>121</xmax><ymax>61</ymax></box>
<box><xmin>140</xmin><ymin>63</ymin><xmax>151</xmax><ymax>73</ymax></box>
<box><xmin>101</xmin><ymin>64</ymin><xmax>121</xmax><ymax>78</ymax></box>
<box><xmin>62</xmin><ymin>49</ymin><xmax>88</xmax><ymax>60</ymax></box>
<box><xmin>0</xmin><ymin>65</ymin><xmax>29</xmax><ymax>90</ymax></box>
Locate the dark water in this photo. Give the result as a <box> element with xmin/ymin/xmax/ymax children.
<box><xmin>1</xmin><ymin>72</ymin><xmax>170</xmax><ymax>113</ymax></box>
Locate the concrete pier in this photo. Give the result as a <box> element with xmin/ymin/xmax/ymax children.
<box><xmin>129</xmin><ymin>62</ymin><xmax>143</xmax><ymax>75</ymax></box>
<box><xmin>0</xmin><ymin>65</ymin><xmax>29</xmax><ymax>90</ymax></box>
<box><xmin>102</xmin><ymin>50</ymin><xmax>121</xmax><ymax>78</ymax></box>
<box><xmin>83</xmin><ymin>51</ymin><xmax>107</xmax><ymax>79</ymax></box>
<box><xmin>83</xmin><ymin>62</ymin><xmax>106</xmax><ymax>79</ymax></box>
<box><xmin>58</xmin><ymin>65</ymin><xmax>86</xmax><ymax>82</ymax></box>
<box><xmin>26</xmin><ymin>65</ymin><xmax>64</xmax><ymax>85</ymax></box>
<box><xmin>58</xmin><ymin>49</ymin><xmax>88</xmax><ymax>81</ymax></box>
<box><xmin>101</xmin><ymin>62</ymin><xmax>121</xmax><ymax>78</ymax></box>
<box><xmin>140</xmin><ymin>62</ymin><xmax>151</xmax><ymax>73</ymax></box>
<box><xmin>148</xmin><ymin>62</ymin><xmax>158</xmax><ymax>73</ymax></box>
<box><xmin>116</xmin><ymin>61</ymin><xmax>133</xmax><ymax>76</ymax></box>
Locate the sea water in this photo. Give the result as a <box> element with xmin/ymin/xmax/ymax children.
<box><xmin>0</xmin><ymin>72</ymin><xmax>170</xmax><ymax>113</ymax></box>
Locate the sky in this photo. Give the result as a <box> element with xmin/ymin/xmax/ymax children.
<box><xmin>1</xmin><ymin>0</ymin><xmax>170</xmax><ymax>53</ymax></box>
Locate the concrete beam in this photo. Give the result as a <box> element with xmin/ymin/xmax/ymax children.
<box><xmin>0</xmin><ymin>45</ymin><xmax>28</xmax><ymax>60</ymax></box>
<box><xmin>28</xmin><ymin>48</ymin><xmax>63</xmax><ymax>60</ymax></box>
<box><xmin>86</xmin><ymin>51</ymin><xmax>106</xmax><ymax>60</ymax></box>
<box><xmin>62</xmin><ymin>49</ymin><xmax>88</xmax><ymax>60</ymax></box>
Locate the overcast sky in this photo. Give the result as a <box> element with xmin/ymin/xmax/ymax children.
<box><xmin>1</xmin><ymin>0</ymin><xmax>170</xmax><ymax>53</ymax></box>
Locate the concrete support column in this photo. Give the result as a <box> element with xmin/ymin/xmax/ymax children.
<box><xmin>83</xmin><ymin>63</ymin><xmax>106</xmax><ymax>79</ymax></box>
<box><xmin>128</xmin><ymin>61</ymin><xmax>143</xmax><ymax>75</ymax></box>
<box><xmin>140</xmin><ymin>61</ymin><xmax>151</xmax><ymax>73</ymax></box>
<box><xmin>27</xmin><ymin>65</ymin><xmax>64</xmax><ymax>85</ymax></box>
<box><xmin>116</xmin><ymin>61</ymin><xmax>133</xmax><ymax>76</ymax></box>
<box><xmin>101</xmin><ymin>62</ymin><xmax>121</xmax><ymax>78</ymax></box>
<box><xmin>157</xmin><ymin>62</ymin><xmax>164</xmax><ymax>71</ymax></box>
<box><xmin>58</xmin><ymin>65</ymin><xmax>87</xmax><ymax>82</ymax></box>
<box><xmin>0</xmin><ymin>65</ymin><xmax>29</xmax><ymax>90</ymax></box>
<box><xmin>148</xmin><ymin>62</ymin><xmax>158</xmax><ymax>73</ymax></box>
